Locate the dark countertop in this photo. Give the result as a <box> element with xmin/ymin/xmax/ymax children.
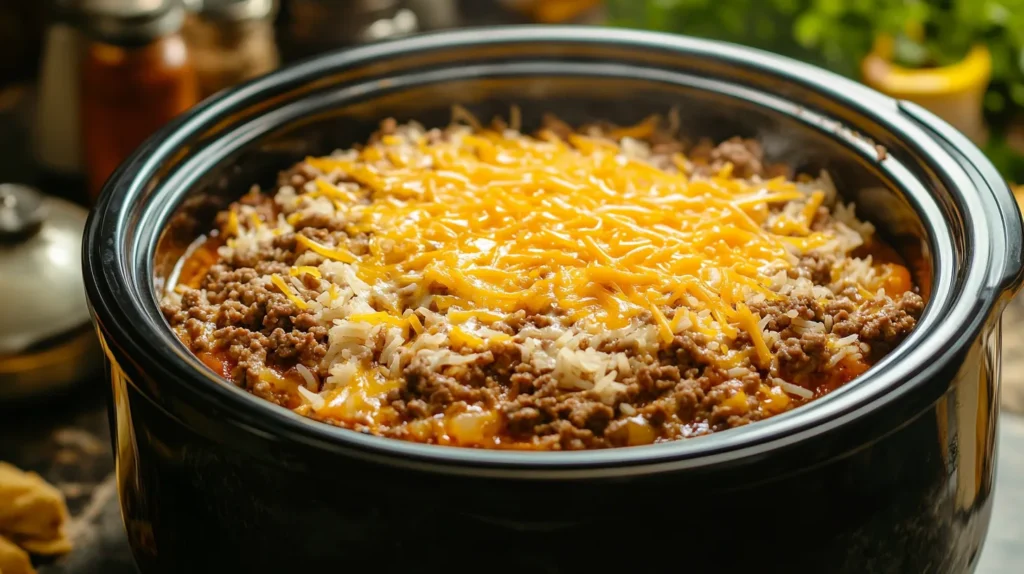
<box><xmin>0</xmin><ymin>381</ymin><xmax>133</xmax><ymax>574</ymax></box>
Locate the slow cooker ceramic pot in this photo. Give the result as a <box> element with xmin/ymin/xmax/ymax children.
<box><xmin>83</xmin><ymin>26</ymin><xmax>1024</xmax><ymax>574</ymax></box>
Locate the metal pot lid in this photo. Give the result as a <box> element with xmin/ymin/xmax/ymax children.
<box><xmin>0</xmin><ymin>184</ymin><xmax>91</xmax><ymax>356</ymax></box>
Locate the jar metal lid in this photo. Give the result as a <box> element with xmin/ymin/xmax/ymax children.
<box><xmin>0</xmin><ymin>184</ymin><xmax>91</xmax><ymax>356</ymax></box>
<box><xmin>77</xmin><ymin>0</ymin><xmax>186</xmax><ymax>46</ymax></box>
<box><xmin>187</xmin><ymin>0</ymin><xmax>277</xmax><ymax>22</ymax></box>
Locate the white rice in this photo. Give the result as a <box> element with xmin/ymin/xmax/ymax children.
<box><xmin>296</xmin><ymin>384</ymin><xmax>325</xmax><ymax>409</ymax></box>
<box><xmin>295</xmin><ymin>363</ymin><xmax>317</xmax><ymax>391</ymax></box>
<box><xmin>775</xmin><ymin>379</ymin><xmax>815</xmax><ymax>399</ymax></box>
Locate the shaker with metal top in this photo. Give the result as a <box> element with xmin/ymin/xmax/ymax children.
<box><xmin>78</xmin><ymin>0</ymin><xmax>200</xmax><ymax>200</ymax></box>
<box><xmin>278</xmin><ymin>0</ymin><xmax>419</xmax><ymax>60</ymax></box>
<box><xmin>0</xmin><ymin>184</ymin><xmax>101</xmax><ymax>401</ymax></box>
<box><xmin>182</xmin><ymin>0</ymin><xmax>280</xmax><ymax>99</ymax></box>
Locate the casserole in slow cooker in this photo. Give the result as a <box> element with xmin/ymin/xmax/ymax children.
<box><xmin>83</xmin><ymin>27</ymin><xmax>1023</xmax><ymax>574</ymax></box>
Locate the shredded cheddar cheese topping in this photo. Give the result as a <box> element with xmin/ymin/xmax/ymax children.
<box><xmin>296</xmin><ymin>234</ymin><xmax>357</xmax><ymax>263</ymax></box>
<box><xmin>296</xmin><ymin>123</ymin><xmax>835</xmax><ymax>345</ymax></box>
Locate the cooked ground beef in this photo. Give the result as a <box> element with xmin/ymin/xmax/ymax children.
<box><xmin>162</xmin><ymin>113</ymin><xmax>925</xmax><ymax>450</ymax></box>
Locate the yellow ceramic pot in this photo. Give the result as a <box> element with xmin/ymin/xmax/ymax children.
<box><xmin>862</xmin><ymin>37</ymin><xmax>992</xmax><ymax>144</ymax></box>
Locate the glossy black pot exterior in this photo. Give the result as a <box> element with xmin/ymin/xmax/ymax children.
<box><xmin>84</xmin><ymin>27</ymin><xmax>1024</xmax><ymax>574</ymax></box>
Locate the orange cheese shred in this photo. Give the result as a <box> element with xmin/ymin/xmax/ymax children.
<box><xmin>225</xmin><ymin>209</ymin><xmax>240</xmax><ymax>237</ymax></box>
<box><xmin>450</xmin><ymin>325</ymin><xmax>485</xmax><ymax>349</ymax></box>
<box><xmin>270</xmin><ymin>274</ymin><xmax>308</xmax><ymax>310</ymax></box>
<box><xmin>734</xmin><ymin>303</ymin><xmax>771</xmax><ymax>368</ymax></box>
<box><xmin>407</xmin><ymin>313</ymin><xmax>425</xmax><ymax>334</ymax></box>
<box><xmin>280</xmin><ymin>122</ymin><xmax>862</xmax><ymax>349</ymax></box>
<box><xmin>295</xmin><ymin>234</ymin><xmax>357</xmax><ymax>263</ymax></box>
<box><xmin>289</xmin><ymin>266</ymin><xmax>322</xmax><ymax>279</ymax></box>
<box><xmin>347</xmin><ymin>312</ymin><xmax>407</xmax><ymax>328</ymax></box>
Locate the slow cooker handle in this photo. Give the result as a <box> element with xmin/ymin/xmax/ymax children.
<box><xmin>897</xmin><ymin>100</ymin><xmax>1024</xmax><ymax>297</ymax></box>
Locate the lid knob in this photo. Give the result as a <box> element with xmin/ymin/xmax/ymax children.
<box><xmin>0</xmin><ymin>184</ymin><xmax>48</xmax><ymax>242</ymax></box>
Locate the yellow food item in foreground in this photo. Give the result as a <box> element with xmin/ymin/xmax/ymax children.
<box><xmin>0</xmin><ymin>534</ymin><xmax>34</xmax><ymax>574</ymax></box>
<box><xmin>0</xmin><ymin>462</ymin><xmax>72</xmax><ymax>560</ymax></box>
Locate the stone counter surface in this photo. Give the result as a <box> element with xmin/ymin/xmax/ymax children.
<box><xmin>1001</xmin><ymin>292</ymin><xmax>1024</xmax><ymax>414</ymax></box>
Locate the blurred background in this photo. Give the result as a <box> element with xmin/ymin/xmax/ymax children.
<box><xmin>1</xmin><ymin>1</ymin><xmax>1023</xmax><ymax>573</ymax></box>
<box><xmin>5</xmin><ymin>0</ymin><xmax>1024</xmax><ymax>201</ymax></box>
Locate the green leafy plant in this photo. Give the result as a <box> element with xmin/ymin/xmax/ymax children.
<box><xmin>795</xmin><ymin>1</ymin><xmax>1024</xmax><ymax>112</ymax></box>
<box><xmin>791</xmin><ymin>0</ymin><xmax>926</xmax><ymax>76</ymax></box>
<box><xmin>605</xmin><ymin>0</ymin><xmax>823</xmax><ymax>67</ymax></box>
<box><xmin>796</xmin><ymin>0</ymin><xmax>1024</xmax><ymax>178</ymax></box>
<box><xmin>605</xmin><ymin>0</ymin><xmax>1024</xmax><ymax>178</ymax></box>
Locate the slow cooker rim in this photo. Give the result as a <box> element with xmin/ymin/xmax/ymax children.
<box><xmin>84</xmin><ymin>26</ymin><xmax>1021</xmax><ymax>475</ymax></box>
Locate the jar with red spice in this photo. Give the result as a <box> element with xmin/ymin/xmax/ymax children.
<box><xmin>79</xmin><ymin>0</ymin><xmax>200</xmax><ymax>200</ymax></box>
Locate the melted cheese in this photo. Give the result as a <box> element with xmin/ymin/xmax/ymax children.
<box><xmin>295</xmin><ymin>234</ymin><xmax>357</xmax><ymax>263</ymax></box>
<box><xmin>270</xmin><ymin>274</ymin><xmax>308</xmax><ymax>310</ymax></box>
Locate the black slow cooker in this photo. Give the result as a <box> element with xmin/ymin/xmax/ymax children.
<box><xmin>83</xmin><ymin>26</ymin><xmax>1024</xmax><ymax>574</ymax></box>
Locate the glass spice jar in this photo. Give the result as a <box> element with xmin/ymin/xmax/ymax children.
<box><xmin>182</xmin><ymin>0</ymin><xmax>280</xmax><ymax>99</ymax></box>
<box><xmin>278</xmin><ymin>0</ymin><xmax>418</xmax><ymax>61</ymax></box>
<box><xmin>78</xmin><ymin>0</ymin><xmax>200</xmax><ymax>201</ymax></box>
<box><xmin>34</xmin><ymin>0</ymin><xmax>84</xmax><ymax>185</ymax></box>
